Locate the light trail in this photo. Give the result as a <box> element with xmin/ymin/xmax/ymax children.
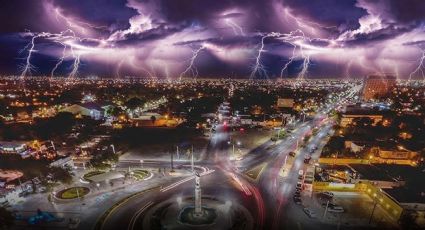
<box><xmin>128</xmin><ymin>201</ymin><xmax>154</xmax><ymax>230</ymax></box>
<box><xmin>229</xmin><ymin>173</ymin><xmax>252</xmax><ymax>196</ymax></box>
<box><xmin>160</xmin><ymin>169</ymin><xmax>215</xmax><ymax>192</ymax></box>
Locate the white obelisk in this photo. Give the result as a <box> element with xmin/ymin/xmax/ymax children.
<box><xmin>194</xmin><ymin>171</ymin><xmax>202</xmax><ymax>215</ymax></box>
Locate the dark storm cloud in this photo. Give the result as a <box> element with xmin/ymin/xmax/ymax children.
<box><xmin>1</xmin><ymin>0</ymin><xmax>425</xmax><ymax>78</ymax></box>
<box><xmin>0</xmin><ymin>1</ymin><xmax>50</xmax><ymax>33</ymax></box>
<box><xmin>357</xmin><ymin>0</ymin><xmax>425</xmax><ymax>24</ymax></box>
<box><xmin>281</xmin><ymin>0</ymin><xmax>367</xmax><ymax>32</ymax></box>
<box><xmin>48</xmin><ymin>0</ymin><xmax>137</xmax><ymax>31</ymax></box>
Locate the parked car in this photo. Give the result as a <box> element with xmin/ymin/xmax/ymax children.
<box><xmin>296</xmin><ymin>182</ymin><xmax>303</xmax><ymax>189</ymax></box>
<box><xmin>328</xmin><ymin>205</ymin><xmax>344</xmax><ymax>213</ymax></box>
<box><xmin>303</xmin><ymin>208</ymin><xmax>317</xmax><ymax>218</ymax></box>
<box><xmin>322</xmin><ymin>191</ymin><xmax>334</xmax><ymax>198</ymax></box>
<box><xmin>293</xmin><ymin>196</ymin><xmax>302</xmax><ymax>205</ymax></box>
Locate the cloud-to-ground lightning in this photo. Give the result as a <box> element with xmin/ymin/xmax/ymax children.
<box><xmin>50</xmin><ymin>43</ymin><xmax>68</xmax><ymax>78</ymax></box>
<box><xmin>250</xmin><ymin>33</ymin><xmax>277</xmax><ymax>79</ymax></box>
<box><xmin>68</xmin><ymin>51</ymin><xmax>81</xmax><ymax>78</ymax></box>
<box><xmin>19</xmin><ymin>32</ymin><xmax>49</xmax><ymax>79</ymax></box>
<box><xmin>251</xmin><ymin>29</ymin><xmax>313</xmax><ymax>80</ymax></box>
<box><xmin>409</xmin><ymin>48</ymin><xmax>425</xmax><ymax>81</ymax></box>
<box><xmin>179</xmin><ymin>45</ymin><xmax>207</xmax><ymax>80</ymax></box>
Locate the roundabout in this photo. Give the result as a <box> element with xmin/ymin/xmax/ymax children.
<box><xmin>141</xmin><ymin>196</ymin><xmax>253</xmax><ymax>230</ymax></box>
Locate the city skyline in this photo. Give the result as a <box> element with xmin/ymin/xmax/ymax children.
<box><xmin>0</xmin><ymin>0</ymin><xmax>424</xmax><ymax>79</ymax></box>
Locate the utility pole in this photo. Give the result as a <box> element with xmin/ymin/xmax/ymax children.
<box><xmin>170</xmin><ymin>151</ymin><xmax>174</xmax><ymax>172</ymax></box>
<box><xmin>176</xmin><ymin>146</ymin><xmax>179</xmax><ymax>160</ymax></box>
<box><xmin>191</xmin><ymin>149</ymin><xmax>194</xmax><ymax>173</ymax></box>
<box><xmin>323</xmin><ymin>200</ymin><xmax>330</xmax><ymax>219</ymax></box>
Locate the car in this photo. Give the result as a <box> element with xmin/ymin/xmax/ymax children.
<box><xmin>304</xmin><ymin>155</ymin><xmax>312</xmax><ymax>164</ymax></box>
<box><xmin>296</xmin><ymin>182</ymin><xmax>303</xmax><ymax>190</ymax></box>
<box><xmin>298</xmin><ymin>174</ymin><xmax>304</xmax><ymax>180</ymax></box>
<box><xmin>328</xmin><ymin>205</ymin><xmax>344</xmax><ymax>213</ymax></box>
<box><xmin>289</xmin><ymin>152</ymin><xmax>296</xmax><ymax>157</ymax></box>
<box><xmin>294</xmin><ymin>190</ymin><xmax>301</xmax><ymax>196</ymax></box>
<box><xmin>293</xmin><ymin>196</ymin><xmax>302</xmax><ymax>205</ymax></box>
<box><xmin>298</xmin><ymin>170</ymin><xmax>304</xmax><ymax>176</ymax></box>
<box><xmin>303</xmin><ymin>208</ymin><xmax>317</xmax><ymax>218</ymax></box>
<box><xmin>322</xmin><ymin>191</ymin><xmax>334</xmax><ymax>198</ymax></box>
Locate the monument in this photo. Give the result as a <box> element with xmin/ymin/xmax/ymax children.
<box><xmin>194</xmin><ymin>172</ymin><xmax>202</xmax><ymax>216</ymax></box>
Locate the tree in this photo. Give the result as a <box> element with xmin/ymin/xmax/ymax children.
<box><xmin>150</xmin><ymin>115</ymin><xmax>156</xmax><ymax>124</ymax></box>
<box><xmin>399</xmin><ymin>211</ymin><xmax>419</xmax><ymax>229</ymax></box>
<box><xmin>49</xmin><ymin>166</ymin><xmax>73</xmax><ymax>184</ymax></box>
<box><xmin>105</xmin><ymin>106</ymin><xmax>122</xmax><ymax>117</ymax></box>
<box><xmin>124</xmin><ymin>97</ymin><xmax>145</xmax><ymax>111</ymax></box>
<box><xmin>0</xmin><ymin>207</ymin><xmax>14</xmax><ymax>229</ymax></box>
<box><xmin>353</xmin><ymin>117</ymin><xmax>373</xmax><ymax>127</ymax></box>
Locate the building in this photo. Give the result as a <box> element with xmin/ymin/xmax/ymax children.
<box><xmin>362</xmin><ymin>75</ymin><xmax>396</xmax><ymax>100</ymax></box>
<box><xmin>0</xmin><ymin>141</ymin><xmax>28</xmax><ymax>157</ymax></box>
<box><xmin>61</xmin><ymin>102</ymin><xmax>106</xmax><ymax>120</ymax></box>
<box><xmin>50</xmin><ymin>156</ymin><xmax>74</xmax><ymax>168</ymax></box>
<box><xmin>340</xmin><ymin>105</ymin><xmax>384</xmax><ymax>127</ymax></box>
<box><xmin>370</xmin><ymin>146</ymin><xmax>419</xmax><ymax>161</ymax></box>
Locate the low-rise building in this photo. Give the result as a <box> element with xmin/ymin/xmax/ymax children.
<box><xmin>61</xmin><ymin>102</ymin><xmax>106</xmax><ymax>120</ymax></box>
<box><xmin>0</xmin><ymin>141</ymin><xmax>29</xmax><ymax>157</ymax></box>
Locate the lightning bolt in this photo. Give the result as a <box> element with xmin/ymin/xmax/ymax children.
<box><xmin>54</xmin><ymin>8</ymin><xmax>106</xmax><ymax>35</ymax></box>
<box><xmin>50</xmin><ymin>42</ymin><xmax>68</xmax><ymax>78</ymax></box>
<box><xmin>409</xmin><ymin>48</ymin><xmax>425</xmax><ymax>81</ymax></box>
<box><xmin>19</xmin><ymin>28</ymin><xmax>85</xmax><ymax>79</ymax></box>
<box><xmin>279</xmin><ymin>42</ymin><xmax>296</xmax><ymax>79</ymax></box>
<box><xmin>225</xmin><ymin>19</ymin><xmax>244</xmax><ymax>36</ymax></box>
<box><xmin>69</xmin><ymin>51</ymin><xmax>81</xmax><ymax>78</ymax></box>
<box><xmin>179</xmin><ymin>45</ymin><xmax>206</xmax><ymax>80</ymax></box>
<box><xmin>250</xmin><ymin>33</ymin><xmax>277</xmax><ymax>79</ymax></box>
<box><xmin>251</xmin><ymin>30</ymin><xmax>312</xmax><ymax>80</ymax></box>
<box><xmin>115</xmin><ymin>60</ymin><xmax>125</xmax><ymax>78</ymax></box>
<box><xmin>19</xmin><ymin>32</ymin><xmax>49</xmax><ymax>80</ymax></box>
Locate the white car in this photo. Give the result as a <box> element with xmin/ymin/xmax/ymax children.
<box><xmin>322</xmin><ymin>191</ymin><xmax>334</xmax><ymax>198</ymax></box>
<box><xmin>328</xmin><ymin>205</ymin><xmax>344</xmax><ymax>213</ymax></box>
<box><xmin>303</xmin><ymin>208</ymin><xmax>317</xmax><ymax>218</ymax></box>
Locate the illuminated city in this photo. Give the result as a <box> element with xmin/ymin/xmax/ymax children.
<box><xmin>0</xmin><ymin>1</ymin><xmax>424</xmax><ymax>230</ymax></box>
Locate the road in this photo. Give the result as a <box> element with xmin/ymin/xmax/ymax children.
<box><xmin>91</xmin><ymin>85</ymin><xmax>362</xmax><ymax>230</ymax></box>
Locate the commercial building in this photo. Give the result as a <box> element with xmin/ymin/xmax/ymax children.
<box><xmin>0</xmin><ymin>141</ymin><xmax>28</xmax><ymax>156</ymax></box>
<box><xmin>362</xmin><ymin>75</ymin><xmax>396</xmax><ymax>100</ymax></box>
<box><xmin>61</xmin><ymin>102</ymin><xmax>106</xmax><ymax>120</ymax></box>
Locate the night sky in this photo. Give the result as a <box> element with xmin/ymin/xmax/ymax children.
<box><xmin>0</xmin><ymin>0</ymin><xmax>424</xmax><ymax>79</ymax></box>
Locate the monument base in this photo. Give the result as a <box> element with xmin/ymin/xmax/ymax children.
<box><xmin>178</xmin><ymin>206</ymin><xmax>217</xmax><ymax>226</ymax></box>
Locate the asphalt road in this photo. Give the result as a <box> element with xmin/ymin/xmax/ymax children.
<box><xmin>98</xmin><ymin>86</ymin><xmax>363</xmax><ymax>230</ymax></box>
